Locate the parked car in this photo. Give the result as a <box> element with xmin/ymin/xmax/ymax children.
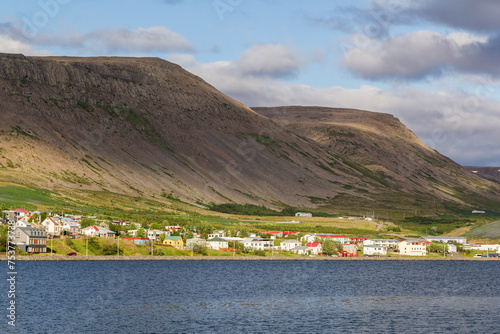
<box><xmin>473</xmin><ymin>254</ymin><xmax>483</xmax><ymax>258</ymax></box>
<box><xmin>67</xmin><ymin>252</ymin><xmax>77</xmax><ymax>256</ymax></box>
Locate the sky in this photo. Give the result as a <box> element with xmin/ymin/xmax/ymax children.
<box><xmin>1</xmin><ymin>0</ymin><xmax>499</xmax><ymax>166</ymax></box>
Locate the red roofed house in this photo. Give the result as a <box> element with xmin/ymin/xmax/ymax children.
<box><xmin>80</xmin><ymin>226</ymin><xmax>116</xmax><ymax>238</ymax></box>
<box><xmin>306</xmin><ymin>242</ymin><xmax>323</xmax><ymax>255</ymax></box>
<box><xmin>41</xmin><ymin>217</ymin><xmax>63</xmax><ymax>236</ymax></box>
<box><xmin>350</xmin><ymin>237</ymin><xmax>368</xmax><ymax>246</ymax></box>
<box><xmin>14</xmin><ymin>208</ymin><xmax>30</xmax><ymax>218</ymax></box>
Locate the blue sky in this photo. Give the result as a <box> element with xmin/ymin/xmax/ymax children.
<box><xmin>1</xmin><ymin>0</ymin><xmax>500</xmax><ymax>166</ymax></box>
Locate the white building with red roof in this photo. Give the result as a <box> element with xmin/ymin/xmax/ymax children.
<box><xmin>306</xmin><ymin>242</ymin><xmax>323</xmax><ymax>255</ymax></box>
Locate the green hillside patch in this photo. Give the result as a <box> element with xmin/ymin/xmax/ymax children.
<box><xmin>0</xmin><ymin>186</ymin><xmax>68</xmax><ymax>209</ymax></box>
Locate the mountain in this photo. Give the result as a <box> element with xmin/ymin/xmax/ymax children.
<box><xmin>253</xmin><ymin>106</ymin><xmax>500</xmax><ymax>213</ymax></box>
<box><xmin>463</xmin><ymin>167</ymin><xmax>500</xmax><ymax>184</ymax></box>
<box><xmin>0</xmin><ymin>53</ymin><xmax>498</xmax><ymax>214</ymax></box>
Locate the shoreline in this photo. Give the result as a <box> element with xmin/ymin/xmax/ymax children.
<box><xmin>2</xmin><ymin>255</ymin><xmax>497</xmax><ymax>261</ymax></box>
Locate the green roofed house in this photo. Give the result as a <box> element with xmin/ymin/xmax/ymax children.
<box><xmin>207</xmin><ymin>237</ymin><xmax>228</xmax><ymax>250</ymax></box>
<box><xmin>163</xmin><ymin>236</ymin><xmax>184</xmax><ymax>248</ymax></box>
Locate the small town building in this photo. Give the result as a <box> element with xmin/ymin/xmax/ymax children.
<box><xmin>41</xmin><ymin>217</ymin><xmax>64</xmax><ymax>236</ymax></box>
<box><xmin>363</xmin><ymin>239</ymin><xmax>400</xmax><ymax>248</ymax></box>
<box><xmin>13</xmin><ymin>227</ymin><xmax>47</xmax><ymax>253</ymax></box>
<box><xmin>80</xmin><ymin>226</ymin><xmax>116</xmax><ymax>238</ymax></box>
<box><xmin>420</xmin><ymin>236</ymin><xmax>466</xmax><ymax>244</ymax></box>
<box><xmin>280</xmin><ymin>239</ymin><xmax>302</xmax><ymax>251</ymax></box>
<box><xmin>292</xmin><ymin>245</ymin><xmax>310</xmax><ymax>255</ymax></box>
<box><xmin>306</xmin><ymin>242</ymin><xmax>323</xmax><ymax>255</ymax></box>
<box><xmin>295</xmin><ymin>212</ymin><xmax>312</xmax><ymax>217</ymax></box>
<box><xmin>363</xmin><ymin>245</ymin><xmax>387</xmax><ymax>256</ymax></box>
<box><xmin>399</xmin><ymin>240</ymin><xmax>427</xmax><ymax>256</ymax></box>
<box><xmin>240</xmin><ymin>238</ymin><xmax>273</xmax><ymax>251</ymax></box>
<box><xmin>186</xmin><ymin>238</ymin><xmax>207</xmax><ymax>248</ymax></box>
<box><xmin>207</xmin><ymin>237</ymin><xmax>229</xmax><ymax>250</ymax></box>
<box><xmin>163</xmin><ymin>236</ymin><xmax>184</xmax><ymax>248</ymax></box>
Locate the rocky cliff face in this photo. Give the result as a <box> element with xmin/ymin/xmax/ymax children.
<box><xmin>0</xmin><ymin>53</ymin><xmax>498</xmax><ymax>213</ymax></box>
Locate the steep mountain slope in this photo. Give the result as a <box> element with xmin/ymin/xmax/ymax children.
<box><xmin>463</xmin><ymin>167</ymin><xmax>500</xmax><ymax>184</ymax></box>
<box><xmin>0</xmin><ymin>53</ymin><xmax>389</xmax><ymax>209</ymax></box>
<box><xmin>254</xmin><ymin>106</ymin><xmax>500</xmax><ymax>212</ymax></box>
<box><xmin>0</xmin><ymin>53</ymin><xmax>498</xmax><ymax>214</ymax></box>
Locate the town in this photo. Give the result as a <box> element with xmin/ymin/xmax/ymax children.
<box><xmin>4</xmin><ymin>208</ymin><xmax>500</xmax><ymax>259</ymax></box>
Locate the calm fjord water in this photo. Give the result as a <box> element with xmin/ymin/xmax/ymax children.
<box><xmin>4</xmin><ymin>260</ymin><xmax>499</xmax><ymax>333</ymax></box>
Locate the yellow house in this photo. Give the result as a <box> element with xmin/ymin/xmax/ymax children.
<box><xmin>163</xmin><ymin>236</ymin><xmax>184</xmax><ymax>248</ymax></box>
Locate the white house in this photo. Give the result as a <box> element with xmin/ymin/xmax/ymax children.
<box><xmin>208</xmin><ymin>230</ymin><xmax>225</xmax><ymax>238</ymax></box>
<box><xmin>363</xmin><ymin>245</ymin><xmax>387</xmax><ymax>256</ymax></box>
<box><xmin>207</xmin><ymin>237</ymin><xmax>229</xmax><ymax>250</ymax></box>
<box><xmin>317</xmin><ymin>234</ymin><xmax>350</xmax><ymax>244</ymax></box>
<box><xmin>420</xmin><ymin>236</ymin><xmax>466</xmax><ymax>245</ymax></box>
<box><xmin>399</xmin><ymin>240</ymin><xmax>427</xmax><ymax>256</ymax></box>
<box><xmin>241</xmin><ymin>238</ymin><xmax>273</xmax><ymax>251</ymax></box>
<box><xmin>280</xmin><ymin>239</ymin><xmax>302</xmax><ymax>251</ymax></box>
<box><xmin>61</xmin><ymin>218</ymin><xmax>80</xmax><ymax>234</ymax></box>
<box><xmin>292</xmin><ymin>245</ymin><xmax>310</xmax><ymax>255</ymax></box>
<box><xmin>41</xmin><ymin>217</ymin><xmax>64</xmax><ymax>236</ymax></box>
<box><xmin>363</xmin><ymin>239</ymin><xmax>400</xmax><ymax>248</ymax></box>
<box><xmin>465</xmin><ymin>244</ymin><xmax>500</xmax><ymax>252</ymax></box>
<box><xmin>12</xmin><ymin>219</ymin><xmax>33</xmax><ymax>230</ymax></box>
<box><xmin>295</xmin><ymin>212</ymin><xmax>312</xmax><ymax>217</ymax></box>
<box><xmin>80</xmin><ymin>226</ymin><xmax>116</xmax><ymax>238</ymax></box>
<box><xmin>306</xmin><ymin>242</ymin><xmax>323</xmax><ymax>255</ymax></box>
<box><xmin>186</xmin><ymin>238</ymin><xmax>207</xmax><ymax>248</ymax></box>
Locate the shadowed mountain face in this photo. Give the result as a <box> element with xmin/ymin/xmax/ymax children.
<box><xmin>0</xmin><ymin>53</ymin><xmax>498</xmax><ymax>213</ymax></box>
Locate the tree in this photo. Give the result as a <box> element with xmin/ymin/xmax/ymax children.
<box><xmin>141</xmin><ymin>222</ymin><xmax>149</xmax><ymax>229</ymax></box>
<box><xmin>40</xmin><ymin>212</ymin><xmax>47</xmax><ymax>223</ymax></box>
<box><xmin>239</xmin><ymin>228</ymin><xmax>249</xmax><ymax>238</ymax></box>
<box><xmin>159</xmin><ymin>232</ymin><xmax>167</xmax><ymax>243</ymax></box>
<box><xmin>137</xmin><ymin>227</ymin><xmax>146</xmax><ymax>238</ymax></box>
<box><xmin>429</xmin><ymin>242</ymin><xmax>447</xmax><ymax>253</ymax></box>
<box><xmin>150</xmin><ymin>222</ymin><xmax>160</xmax><ymax>230</ymax></box>
<box><xmin>322</xmin><ymin>239</ymin><xmax>343</xmax><ymax>256</ymax></box>
<box><xmin>80</xmin><ymin>218</ymin><xmax>95</xmax><ymax>229</ymax></box>
<box><xmin>0</xmin><ymin>203</ymin><xmax>5</xmax><ymax>220</ymax></box>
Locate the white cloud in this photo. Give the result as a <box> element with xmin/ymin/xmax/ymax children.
<box><xmin>343</xmin><ymin>30</ymin><xmax>491</xmax><ymax>79</ymax></box>
<box><xmin>0</xmin><ymin>34</ymin><xmax>52</xmax><ymax>56</ymax></box>
<box><xmin>85</xmin><ymin>26</ymin><xmax>195</xmax><ymax>54</ymax></box>
<box><xmin>1</xmin><ymin>25</ymin><xmax>195</xmax><ymax>55</ymax></box>
<box><xmin>235</xmin><ymin>44</ymin><xmax>303</xmax><ymax>78</ymax></box>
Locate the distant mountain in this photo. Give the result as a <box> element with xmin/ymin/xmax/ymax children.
<box><xmin>463</xmin><ymin>167</ymin><xmax>500</xmax><ymax>184</ymax></box>
<box><xmin>0</xmin><ymin>53</ymin><xmax>498</xmax><ymax>214</ymax></box>
<box><xmin>254</xmin><ymin>106</ymin><xmax>500</xmax><ymax>212</ymax></box>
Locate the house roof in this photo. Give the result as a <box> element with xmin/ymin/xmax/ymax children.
<box><xmin>281</xmin><ymin>239</ymin><xmax>301</xmax><ymax>244</ymax></box>
<box><xmin>208</xmin><ymin>237</ymin><xmax>227</xmax><ymax>242</ymax></box>
<box><xmin>317</xmin><ymin>234</ymin><xmax>348</xmax><ymax>238</ymax></box>
<box><xmin>14</xmin><ymin>208</ymin><xmax>30</xmax><ymax>213</ymax></box>
<box><xmin>306</xmin><ymin>242</ymin><xmax>322</xmax><ymax>247</ymax></box>
<box><xmin>16</xmin><ymin>226</ymin><xmax>47</xmax><ymax>237</ymax></box>
<box><xmin>164</xmin><ymin>236</ymin><xmax>181</xmax><ymax>241</ymax></box>
<box><xmin>364</xmin><ymin>245</ymin><xmax>386</xmax><ymax>248</ymax></box>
